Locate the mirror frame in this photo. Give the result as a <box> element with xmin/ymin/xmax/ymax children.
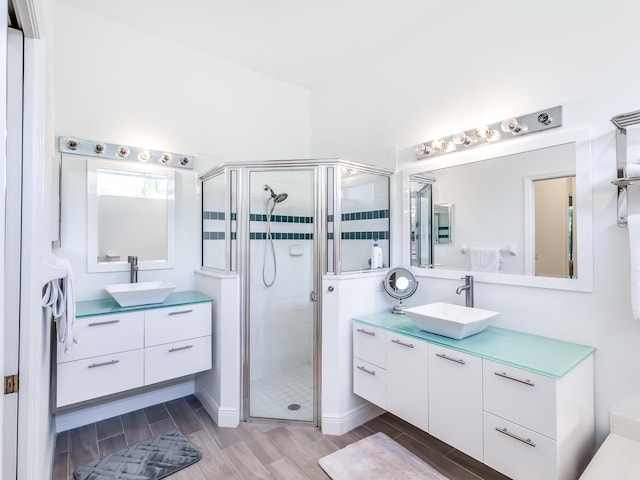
<box><xmin>86</xmin><ymin>158</ymin><xmax>176</xmax><ymax>273</ymax></box>
<box><xmin>401</xmin><ymin>128</ymin><xmax>593</xmax><ymax>292</ymax></box>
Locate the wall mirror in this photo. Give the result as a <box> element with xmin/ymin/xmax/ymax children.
<box><xmin>404</xmin><ymin>129</ymin><xmax>593</xmax><ymax>292</ymax></box>
<box><xmin>87</xmin><ymin>158</ymin><xmax>175</xmax><ymax>272</ymax></box>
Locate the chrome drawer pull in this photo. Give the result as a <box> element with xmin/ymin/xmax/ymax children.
<box><xmin>356</xmin><ymin>328</ymin><xmax>375</xmax><ymax>336</ymax></box>
<box><xmin>168</xmin><ymin>309</ymin><xmax>194</xmax><ymax>316</ymax></box>
<box><xmin>88</xmin><ymin>319</ymin><xmax>120</xmax><ymax>327</ymax></box>
<box><xmin>169</xmin><ymin>344</ymin><xmax>194</xmax><ymax>353</ymax></box>
<box><xmin>435</xmin><ymin>353</ymin><xmax>465</xmax><ymax>364</ymax></box>
<box><xmin>88</xmin><ymin>359</ymin><xmax>119</xmax><ymax>369</ymax></box>
<box><xmin>495</xmin><ymin>427</ymin><xmax>536</xmax><ymax>448</ymax></box>
<box><xmin>357</xmin><ymin>365</ymin><xmax>376</xmax><ymax>376</ymax></box>
<box><xmin>495</xmin><ymin>371</ymin><xmax>535</xmax><ymax>387</ymax></box>
<box><xmin>391</xmin><ymin>338</ymin><xmax>414</xmax><ymax>348</ymax></box>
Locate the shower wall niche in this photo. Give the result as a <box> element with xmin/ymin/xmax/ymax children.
<box><xmin>200</xmin><ymin>159</ymin><xmax>391</xmax><ymax>425</ymax></box>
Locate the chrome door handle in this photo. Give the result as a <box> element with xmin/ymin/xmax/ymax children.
<box><xmin>88</xmin><ymin>359</ymin><xmax>119</xmax><ymax>368</ymax></box>
<box><xmin>168</xmin><ymin>344</ymin><xmax>194</xmax><ymax>353</ymax></box>
<box><xmin>435</xmin><ymin>352</ymin><xmax>465</xmax><ymax>364</ymax></box>
<box><xmin>391</xmin><ymin>338</ymin><xmax>414</xmax><ymax>348</ymax></box>
<box><xmin>494</xmin><ymin>371</ymin><xmax>535</xmax><ymax>387</ymax></box>
<box><xmin>168</xmin><ymin>309</ymin><xmax>193</xmax><ymax>316</ymax></box>
<box><xmin>356</xmin><ymin>328</ymin><xmax>376</xmax><ymax>336</ymax></box>
<box><xmin>495</xmin><ymin>427</ymin><xmax>536</xmax><ymax>447</ymax></box>
<box><xmin>357</xmin><ymin>365</ymin><xmax>376</xmax><ymax>376</ymax></box>
<box><xmin>88</xmin><ymin>319</ymin><xmax>120</xmax><ymax>327</ymax></box>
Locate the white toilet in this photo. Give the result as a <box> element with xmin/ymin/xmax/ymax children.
<box><xmin>580</xmin><ymin>396</ymin><xmax>640</xmax><ymax>478</ymax></box>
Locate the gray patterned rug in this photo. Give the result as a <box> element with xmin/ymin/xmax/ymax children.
<box><xmin>318</xmin><ymin>432</ymin><xmax>449</xmax><ymax>479</ymax></box>
<box><xmin>73</xmin><ymin>429</ymin><xmax>202</xmax><ymax>480</ymax></box>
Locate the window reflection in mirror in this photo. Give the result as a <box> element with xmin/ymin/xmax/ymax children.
<box><xmin>409</xmin><ymin>142</ymin><xmax>577</xmax><ymax>279</ymax></box>
<box><xmin>87</xmin><ymin>159</ymin><xmax>175</xmax><ymax>272</ymax></box>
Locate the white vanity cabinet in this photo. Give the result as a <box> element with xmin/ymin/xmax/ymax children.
<box><xmin>57</xmin><ymin>292</ymin><xmax>213</xmax><ymax>408</ymax></box>
<box><xmin>353</xmin><ymin>323</ymin><xmax>387</xmax><ymax>409</ymax></box>
<box><xmin>428</xmin><ymin>344</ymin><xmax>483</xmax><ymax>461</ymax></box>
<box><xmin>482</xmin><ymin>357</ymin><xmax>595</xmax><ymax>480</ymax></box>
<box><xmin>352</xmin><ymin>313</ymin><xmax>596</xmax><ymax>480</ymax></box>
<box><xmin>386</xmin><ymin>331</ymin><xmax>429</xmax><ymax>432</ymax></box>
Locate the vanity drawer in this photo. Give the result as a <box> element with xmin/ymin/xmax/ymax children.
<box><xmin>145</xmin><ymin>302</ymin><xmax>212</xmax><ymax>346</ymax></box>
<box><xmin>56</xmin><ymin>349</ymin><xmax>144</xmax><ymax>407</ymax></box>
<box><xmin>144</xmin><ymin>335</ymin><xmax>212</xmax><ymax>385</ymax></box>
<box><xmin>483</xmin><ymin>412</ymin><xmax>557</xmax><ymax>480</ymax></box>
<box><xmin>57</xmin><ymin>311</ymin><xmax>144</xmax><ymax>363</ymax></box>
<box><xmin>353</xmin><ymin>358</ymin><xmax>387</xmax><ymax>409</ymax></box>
<box><xmin>353</xmin><ymin>322</ymin><xmax>386</xmax><ymax>368</ymax></box>
<box><xmin>483</xmin><ymin>359</ymin><xmax>557</xmax><ymax>439</ymax></box>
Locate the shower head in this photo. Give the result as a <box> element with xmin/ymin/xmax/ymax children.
<box><xmin>263</xmin><ymin>184</ymin><xmax>288</xmax><ymax>203</ymax></box>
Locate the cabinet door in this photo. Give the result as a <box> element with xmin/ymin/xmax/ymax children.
<box><xmin>145</xmin><ymin>302</ymin><xmax>212</xmax><ymax>346</ymax></box>
<box><xmin>145</xmin><ymin>336</ymin><xmax>212</xmax><ymax>385</ymax></box>
<box><xmin>483</xmin><ymin>359</ymin><xmax>557</xmax><ymax>439</ymax></box>
<box><xmin>483</xmin><ymin>412</ymin><xmax>557</xmax><ymax>480</ymax></box>
<box><xmin>353</xmin><ymin>358</ymin><xmax>387</xmax><ymax>409</ymax></box>
<box><xmin>386</xmin><ymin>332</ymin><xmax>429</xmax><ymax>432</ymax></box>
<box><xmin>57</xmin><ymin>311</ymin><xmax>144</xmax><ymax>363</ymax></box>
<box><xmin>353</xmin><ymin>322</ymin><xmax>386</xmax><ymax>368</ymax></box>
<box><xmin>429</xmin><ymin>345</ymin><xmax>483</xmax><ymax>461</ymax></box>
<box><xmin>56</xmin><ymin>349</ymin><xmax>144</xmax><ymax>407</ymax></box>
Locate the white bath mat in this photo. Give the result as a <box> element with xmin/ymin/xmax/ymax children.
<box><xmin>318</xmin><ymin>432</ymin><xmax>449</xmax><ymax>480</ymax></box>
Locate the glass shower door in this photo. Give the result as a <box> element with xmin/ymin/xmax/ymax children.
<box><xmin>246</xmin><ymin>169</ymin><xmax>316</xmax><ymax>423</ymax></box>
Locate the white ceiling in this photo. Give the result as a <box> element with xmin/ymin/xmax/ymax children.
<box><xmin>59</xmin><ymin>0</ymin><xmax>445</xmax><ymax>89</ymax></box>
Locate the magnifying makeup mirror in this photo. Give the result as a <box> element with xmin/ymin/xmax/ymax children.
<box><xmin>383</xmin><ymin>267</ymin><xmax>418</xmax><ymax>314</ymax></box>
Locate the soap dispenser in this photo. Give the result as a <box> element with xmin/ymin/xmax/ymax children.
<box><xmin>371</xmin><ymin>239</ymin><xmax>383</xmax><ymax>269</ymax></box>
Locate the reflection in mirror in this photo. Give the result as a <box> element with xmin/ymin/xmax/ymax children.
<box><xmin>409</xmin><ymin>142</ymin><xmax>576</xmax><ymax>278</ymax></box>
<box><xmin>87</xmin><ymin>159</ymin><xmax>175</xmax><ymax>272</ymax></box>
<box><xmin>410</xmin><ymin>177</ymin><xmax>433</xmax><ymax>268</ymax></box>
<box><xmin>382</xmin><ymin>267</ymin><xmax>419</xmax><ymax>315</ymax></box>
<box><xmin>534</xmin><ymin>176</ymin><xmax>576</xmax><ymax>278</ymax></box>
<box><xmin>434</xmin><ymin>203</ymin><xmax>453</xmax><ymax>244</ymax></box>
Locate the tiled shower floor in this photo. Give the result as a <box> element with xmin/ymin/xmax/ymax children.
<box><xmin>250</xmin><ymin>363</ymin><xmax>314</xmax><ymax>422</ymax></box>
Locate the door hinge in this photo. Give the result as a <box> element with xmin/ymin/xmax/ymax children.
<box><xmin>4</xmin><ymin>374</ymin><xmax>18</xmax><ymax>394</ymax></box>
<box><xmin>309</xmin><ymin>291</ymin><xmax>318</xmax><ymax>302</ymax></box>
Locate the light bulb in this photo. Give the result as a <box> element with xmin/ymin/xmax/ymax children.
<box><xmin>432</xmin><ymin>138</ymin><xmax>447</xmax><ymax>151</ymax></box>
<box><xmin>117</xmin><ymin>146</ymin><xmax>130</xmax><ymax>158</ymax></box>
<box><xmin>501</xmin><ymin>118</ymin><xmax>527</xmax><ymax>135</ymax></box>
<box><xmin>452</xmin><ymin>132</ymin><xmax>474</xmax><ymax>146</ymax></box>
<box><xmin>537</xmin><ymin>112</ymin><xmax>553</xmax><ymax>126</ymax></box>
<box><xmin>475</xmin><ymin>126</ymin><xmax>492</xmax><ymax>139</ymax></box>
<box><xmin>138</xmin><ymin>150</ymin><xmax>152</xmax><ymax>162</ymax></box>
<box><xmin>161</xmin><ymin>153</ymin><xmax>172</xmax><ymax>164</ymax></box>
<box><xmin>486</xmin><ymin>129</ymin><xmax>501</xmax><ymax>142</ymax></box>
<box><xmin>416</xmin><ymin>143</ymin><xmax>433</xmax><ymax>157</ymax></box>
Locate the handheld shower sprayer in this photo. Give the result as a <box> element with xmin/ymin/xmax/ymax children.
<box><xmin>263</xmin><ymin>184</ymin><xmax>288</xmax><ymax>203</ymax></box>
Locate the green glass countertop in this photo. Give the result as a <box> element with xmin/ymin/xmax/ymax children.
<box><xmin>354</xmin><ymin>312</ymin><xmax>595</xmax><ymax>379</ymax></box>
<box><xmin>76</xmin><ymin>291</ymin><xmax>213</xmax><ymax>318</ymax></box>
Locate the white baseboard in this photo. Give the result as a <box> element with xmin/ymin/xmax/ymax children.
<box><xmin>321</xmin><ymin>402</ymin><xmax>385</xmax><ymax>436</ymax></box>
<box><xmin>54</xmin><ymin>381</ymin><xmax>195</xmax><ymax>432</ymax></box>
<box><xmin>195</xmin><ymin>387</ymin><xmax>239</xmax><ymax>428</ymax></box>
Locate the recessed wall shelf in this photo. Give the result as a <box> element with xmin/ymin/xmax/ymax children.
<box><xmin>58</xmin><ymin>136</ymin><xmax>196</xmax><ymax>170</ymax></box>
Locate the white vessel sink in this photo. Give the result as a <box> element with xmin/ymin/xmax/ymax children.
<box><xmin>404</xmin><ymin>302</ymin><xmax>499</xmax><ymax>339</ymax></box>
<box><xmin>106</xmin><ymin>281</ymin><xmax>176</xmax><ymax>307</ymax></box>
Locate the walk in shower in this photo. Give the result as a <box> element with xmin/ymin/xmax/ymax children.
<box><xmin>201</xmin><ymin>159</ymin><xmax>391</xmax><ymax>425</ymax></box>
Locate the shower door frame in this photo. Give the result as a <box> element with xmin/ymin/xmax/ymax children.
<box><xmin>240</xmin><ymin>163</ymin><xmax>326</xmax><ymax>426</ymax></box>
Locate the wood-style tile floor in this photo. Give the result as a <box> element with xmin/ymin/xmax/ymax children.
<box><xmin>52</xmin><ymin>395</ymin><xmax>510</xmax><ymax>479</ymax></box>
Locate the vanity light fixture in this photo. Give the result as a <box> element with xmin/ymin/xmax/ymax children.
<box><xmin>415</xmin><ymin>106</ymin><xmax>563</xmax><ymax>160</ymax></box>
<box><xmin>58</xmin><ymin>136</ymin><xmax>196</xmax><ymax>170</ymax></box>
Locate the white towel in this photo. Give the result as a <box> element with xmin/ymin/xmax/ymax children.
<box><xmin>628</xmin><ymin>215</ymin><xmax>640</xmax><ymax>320</ymax></box>
<box><xmin>470</xmin><ymin>247</ymin><xmax>502</xmax><ymax>273</ymax></box>
<box><xmin>42</xmin><ymin>260</ymin><xmax>77</xmax><ymax>353</ymax></box>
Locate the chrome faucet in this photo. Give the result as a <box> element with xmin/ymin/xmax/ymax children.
<box><xmin>128</xmin><ymin>256</ymin><xmax>139</xmax><ymax>283</ymax></box>
<box><xmin>456</xmin><ymin>275</ymin><xmax>474</xmax><ymax>307</ymax></box>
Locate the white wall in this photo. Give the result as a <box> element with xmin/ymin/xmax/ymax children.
<box><xmin>311</xmin><ymin>0</ymin><xmax>640</xmax><ymax>445</ymax></box>
<box><xmin>54</xmin><ymin>0</ymin><xmax>311</xmax><ymax>171</ymax></box>
<box><xmin>53</xmin><ymin>1</ymin><xmax>312</xmax><ymax>301</ymax></box>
